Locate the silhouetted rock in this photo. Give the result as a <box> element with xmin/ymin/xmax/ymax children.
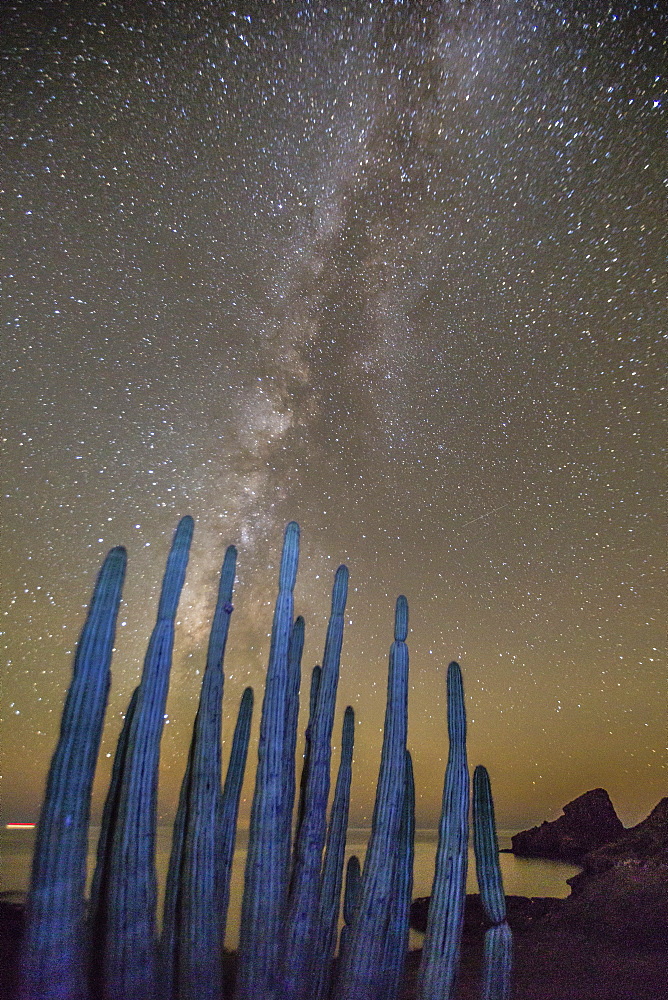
<box><xmin>569</xmin><ymin>796</ymin><xmax>668</xmax><ymax>892</ymax></box>
<box><xmin>511</xmin><ymin>788</ymin><xmax>623</xmax><ymax>862</ymax></box>
<box><xmin>550</xmin><ymin>858</ymin><xmax>668</xmax><ymax>945</ymax></box>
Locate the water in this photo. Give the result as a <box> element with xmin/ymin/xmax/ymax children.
<box><xmin>1</xmin><ymin>826</ymin><xmax>580</xmax><ymax>950</ymax></box>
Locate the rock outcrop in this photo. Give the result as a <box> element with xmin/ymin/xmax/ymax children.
<box><xmin>511</xmin><ymin>788</ymin><xmax>624</xmax><ymax>862</ymax></box>
<box><xmin>550</xmin><ymin>858</ymin><xmax>668</xmax><ymax>945</ymax></box>
<box><xmin>569</xmin><ymin>796</ymin><xmax>668</xmax><ymax>888</ymax></box>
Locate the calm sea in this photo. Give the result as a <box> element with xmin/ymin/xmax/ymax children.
<box><xmin>0</xmin><ymin>826</ymin><xmax>579</xmax><ymax>950</ymax></box>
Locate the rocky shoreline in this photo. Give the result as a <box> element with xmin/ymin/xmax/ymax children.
<box><xmin>5</xmin><ymin>791</ymin><xmax>666</xmax><ymax>998</ymax></box>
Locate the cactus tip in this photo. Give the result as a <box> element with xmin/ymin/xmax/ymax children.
<box><xmin>394</xmin><ymin>595</ymin><xmax>408</xmax><ymax>641</ymax></box>
<box><xmin>331</xmin><ymin>564</ymin><xmax>349</xmax><ymax>612</ymax></box>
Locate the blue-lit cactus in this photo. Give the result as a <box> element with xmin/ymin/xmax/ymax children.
<box><xmin>473</xmin><ymin>764</ymin><xmax>512</xmax><ymax>1000</ymax></box>
<box><xmin>339</xmin><ymin>853</ymin><xmax>361</xmax><ymax>967</ymax></box>
<box><xmin>417</xmin><ymin>660</ymin><xmax>469</xmax><ymax>1000</ymax></box>
<box><xmin>292</xmin><ymin>663</ymin><xmax>321</xmax><ymax>884</ymax></box>
<box><xmin>381</xmin><ymin>748</ymin><xmax>415</xmax><ymax>1000</ymax></box>
<box><xmin>282</xmin><ymin>564</ymin><xmax>348</xmax><ymax>1000</ymax></box>
<box><xmin>161</xmin><ymin>544</ymin><xmax>237</xmax><ymax>1000</ymax></box>
<box><xmin>313</xmin><ymin>705</ymin><xmax>355</xmax><ymax>1000</ymax></box>
<box><xmin>337</xmin><ymin>595</ymin><xmax>409</xmax><ymax>1000</ymax></box>
<box><xmin>282</xmin><ymin>616</ymin><xmax>305</xmax><ymax>899</ymax></box>
<box><xmin>235</xmin><ymin>521</ymin><xmax>300</xmax><ymax>1000</ymax></box>
<box><xmin>91</xmin><ymin>516</ymin><xmax>193</xmax><ymax>1000</ymax></box>
<box><xmin>217</xmin><ymin>685</ymin><xmax>254</xmax><ymax>948</ymax></box>
<box><xmin>21</xmin><ymin>546</ymin><xmax>126</xmax><ymax>1000</ymax></box>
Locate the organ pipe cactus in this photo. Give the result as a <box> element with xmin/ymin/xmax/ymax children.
<box><xmin>382</xmin><ymin>748</ymin><xmax>415</xmax><ymax>1000</ymax></box>
<box><xmin>417</xmin><ymin>660</ymin><xmax>469</xmax><ymax>1000</ymax></box>
<box><xmin>473</xmin><ymin>765</ymin><xmax>512</xmax><ymax>1000</ymax></box>
<box><xmin>292</xmin><ymin>663</ymin><xmax>321</xmax><ymax>884</ymax></box>
<box><xmin>282</xmin><ymin>564</ymin><xmax>349</xmax><ymax>1000</ymax></box>
<box><xmin>89</xmin><ymin>684</ymin><xmax>139</xmax><ymax>946</ymax></box>
<box><xmin>20</xmin><ymin>546</ymin><xmax>127</xmax><ymax>1000</ymax></box>
<box><xmin>161</xmin><ymin>544</ymin><xmax>237</xmax><ymax>1000</ymax></box>
<box><xmin>480</xmin><ymin>923</ymin><xmax>513</xmax><ymax>1000</ymax></box>
<box><xmin>313</xmin><ymin>705</ymin><xmax>355</xmax><ymax>1000</ymax></box>
<box><xmin>235</xmin><ymin>520</ymin><xmax>300</xmax><ymax>1000</ymax></box>
<box><xmin>282</xmin><ymin>616</ymin><xmax>305</xmax><ymax>899</ymax></box>
<box><xmin>338</xmin><ymin>595</ymin><xmax>409</xmax><ymax>1000</ymax></box>
<box><xmin>93</xmin><ymin>515</ymin><xmax>193</xmax><ymax>1000</ymax></box>
<box><xmin>217</xmin><ymin>685</ymin><xmax>254</xmax><ymax>948</ymax></box>
<box><xmin>339</xmin><ymin>853</ymin><xmax>361</xmax><ymax>965</ymax></box>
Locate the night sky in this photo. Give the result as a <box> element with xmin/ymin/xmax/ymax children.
<box><xmin>2</xmin><ymin>1</ymin><xmax>665</xmax><ymax>834</ymax></box>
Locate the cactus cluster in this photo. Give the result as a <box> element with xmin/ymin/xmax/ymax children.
<box><xmin>20</xmin><ymin>518</ymin><xmax>511</xmax><ymax>1000</ymax></box>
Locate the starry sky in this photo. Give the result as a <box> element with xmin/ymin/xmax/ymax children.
<box><xmin>2</xmin><ymin>1</ymin><xmax>665</xmax><ymax>834</ymax></box>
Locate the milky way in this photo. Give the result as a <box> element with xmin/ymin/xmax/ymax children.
<box><xmin>2</xmin><ymin>1</ymin><xmax>665</xmax><ymax>829</ymax></box>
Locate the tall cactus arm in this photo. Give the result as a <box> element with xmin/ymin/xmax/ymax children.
<box><xmin>313</xmin><ymin>705</ymin><xmax>355</xmax><ymax>1000</ymax></box>
<box><xmin>382</xmin><ymin>748</ymin><xmax>415</xmax><ymax>1000</ymax></box>
<box><xmin>282</xmin><ymin>616</ymin><xmax>305</xmax><ymax>899</ymax></box>
<box><xmin>166</xmin><ymin>545</ymin><xmax>237</xmax><ymax>1000</ymax></box>
<box><xmin>235</xmin><ymin>521</ymin><xmax>299</xmax><ymax>1000</ymax></box>
<box><xmin>97</xmin><ymin>516</ymin><xmax>193</xmax><ymax>1000</ymax></box>
<box><xmin>21</xmin><ymin>546</ymin><xmax>126</xmax><ymax>1000</ymax></box>
<box><xmin>473</xmin><ymin>765</ymin><xmax>506</xmax><ymax>925</ymax></box>
<box><xmin>217</xmin><ymin>686</ymin><xmax>254</xmax><ymax>949</ymax></box>
<box><xmin>473</xmin><ymin>765</ymin><xmax>512</xmax><ymax>1000</ymax></box>
<box><xmin>292</xmin><ymin>663</ymin><xmax>321</xmax><ymax>886</ymax></box>
<box><xmin>416</xmin><ymin>661</ymin><xmax>469</xmax><ymax>1000</ymax></box>
<box><xmin>282</xmin><ymin>564</ymin><xmax>348</xmax><ymax>1000</ymax></box>
<box><xmin>337</xmin><ymin>596</ymin><xmax>409</xmax><ymax>1000</ymax></box>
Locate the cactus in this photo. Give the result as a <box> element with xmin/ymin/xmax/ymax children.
<box><xmin>282</xmin><ymin>616</ymin><xmax>305</xmax><ymax>899</ymax></box>
<box><xmin>292</xmin><ymin>663</ymin><xmax>321</xmax><ymax>885</ymax></box>
<box><xmin>91</xmin><ymin>515</ymin><xmax>193</xmax><ymax>1000</ymax></box>
<box><xmin>217</xmin><ymin>685</ymin><xmax>254</xmax><ymax>948</ymax></box>
<box><xmin>235</xmin><ymin>521</ymin><xmax>300</xmax><ymax>1000</ymax></box>
<box><xmin>339</xmin><ymin>853</ymin><xmax>361</xmax><ymax>966</ymax></box>
<box><xmin>161</xmin><ymin>545</ymin><xmax>237</xmax><ymax>1000</ymax></box>
<box><xmin>20</xmin><ymin>546</ymin><xmax>126</xmax><ymax>1000</ymax></box>
<box><xmin>381</xmin><ymin>748</ymin><xmax>415</xmax><ymax>1000</ymax></box>
<box><xmin>313</xmin><ymin>705</ymin><xmax>355</xmax><ymax>1000</ymax></box>
<box><xmin>337</xmin><ymin>595</ymin><xmax>409</xmax><ymax>1000</ymax></box>
<box><xmin>473</xmin><ymin>765</ymin><xmax>512</xmax><ymax>1000</ymax></box>
<box><xmin>416</xmin><ymin>661</ymin><xmax>469</xmax><ymax>1000</ymax></box>
<box><xmin>160</xmin><ymin>730</ymin><xmax>194</xmax><ymax>998</ymax></box>
<box><xmin>282</xmin><ymin>564</ymin><xmax>348</xmax><ymax>1000</ymax></box>
<box><xmin>480</xmin><ymin>923</ymin><xmax>513</xmax><ymax>1000</ymax></box>
<box><xmin>89</xmin><ymin>684</ymin><xmax>139</xmax><ymax>957</ymax></box>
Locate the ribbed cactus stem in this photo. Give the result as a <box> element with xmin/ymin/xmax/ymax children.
<box><xmin>417</xmin><ymin>660</ymin><xmax>469</xmax><ymax>1000</ymax></box>
<box><xmin>89</xmin><ymin>684</ymin><xmax>139</xmax><ymax>954</ymax></box>
<box><xmin>473</xmin><ymin>765</ymin><xmax>512</xmax><ymax>1000</ymax></box>
<box><xmin>473</xmin><ymin>765</ymin><xmax>506</xmax><ymax>925</ymax></box>
<box><xmin>163</xmin><ymin>545</ymin><xmax>237</xmax><ymax>1000</ymax></box>
<box><xmin>339</xmin><ymin>854</ymin><xmax>361</xmax><ymax>967</ymax></box>
<box><xmin>282</xmin><ymin>616</ymin><xmax>305</xmax><ymax>899</ymax></box>
<box><xmin>217</xmin><ymin>686</ymin><xmax>254</xmax><ymax>948</ymax></box>
<box><xmin>20</xmin><ymin>546</ymin><xmax>126</xmax><ymax>1000</ymax></box>
<box><xmin>343</xmin><ymin>854</ymin><xmax>361</xmax><ymax>927</ymax></box>
<box><xmin>313</xmin><ymin>705</ymin><xmax>355</xmax><ymax>1000</ymax></box>
<box><xmin>282</xmin><ymin>564</ymin><xmax>348</xmax><ymax>1000</ymax></box>
<box><xmin>481</xmin><ymin>922</ymin><xmax>513</xmax><ymax>1000</ymax></box>
<box><xmin>338</xmin><ymin>595</ymin><xmax>409</xmax><ymax>1000</ymax></box>
<box><xmin>382</xmin><ymin>748</ymin><xmax>415</xmax><ymax>1000</ymax></box>
<box><xmin>160</xmin><ymin>734</ymin><xmax>193</xmax><ymax>999</ymax></box>
<box><xmin>235</xmin><ymin>521</ymin><xmax>300</xmax><ymax>1000</ymax></box>
<box><xmin>292</xmin><ymin>663</ymin><xmax>321</xmax><ymax>884</ymax></box>
<box><xmin>96</xmin><ymin>515</ymin><xmax>193</xmax><ymax>1000</ymax></box>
